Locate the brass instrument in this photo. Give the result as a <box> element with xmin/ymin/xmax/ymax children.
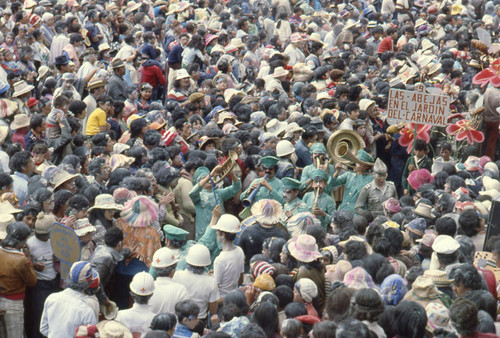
<box><xmin>326</xmin><ymin>130</ymin><xmax>374</xmax><ymax>169</ymax></box>
<box><xmin>313</xmin><ymin>186</ymin><xmax>320</xmax><ymax>209</ymax></box>
<box><xmin>212</xmin><ymin>151</ymin><xmax>238</xmax><ymax>184</ymax></box>
<box><xmin>242</xmin><ymin>174</ymin><xmax>268</xmax><ymax>208</ymax></box>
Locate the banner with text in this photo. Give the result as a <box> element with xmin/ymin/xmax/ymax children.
<box><xmin>387</xmin><ymin>86</ymin><xmax>450</xmax><ymax>127</ymax></box>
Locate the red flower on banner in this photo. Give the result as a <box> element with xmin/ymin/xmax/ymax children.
<box><xmin>446</xmin><ymin>119</ymin><xmax>484</xmax><ymax>145</ymax></box>
<box><xmin>472</xmin><ymin>59</ymin><xmax>500</xmax><ymax>88</ymax></box>
<box><xmin>398</xmin><ymin>123</ymin><xmax>432</xmax><ymax>154</ymax></box>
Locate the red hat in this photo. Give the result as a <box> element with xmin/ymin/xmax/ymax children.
<box><xmin>30</xmin><ymin>14</ymin><xmax>41</xmax><ymax>26</ymax></box>
<box><xmin>27</xmin><ymin>97</ymin><xmax>39</xmax><ymax>108</ymax></box>
<box><xmin>161</xmin><ymin>130</ymin><xmax>178</xmax><ymax>147</ymax></box>
<box><xmin>74</xmin><ymin>325</ymin><xmax>98</xmax><ymax>338</ymax></box>
<box><xmin>408</xmin><ymin>169</ymin><xmax>434</xmax><ymax>191</ymax></box>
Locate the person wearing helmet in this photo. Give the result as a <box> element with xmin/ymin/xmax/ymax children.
<box><xmin>0</xmin><ymin>221</ymin><xmax>37</xmax><ymax>337</ymax></box>
<box><xmin>115</xmin><ymin>271</ymin><xmax>156</xmax><ymax>336</ymax></box>
<box><xmin>149</xmin><ymin>247</ymin><xmax>189</xmax><ymax>315</ymax></box>
<box><xmin>240</xmin><ymin>156</ymin><xmax>285</xmax><ymax>206</ymax></box>
<box><xmin>173</xmin><ymin>244</ymin><xmax>220</xmax><ymax>334</ymax></box>
<box><xmin>282</xmin><ymin>178</ymin><xmax>309</xmax><ymax>221</ymax></box>
<box><xmin>212</xmin><ymin>213</ymin><xmax>245</xmax><ymax>298</ymax></box>
<box><xmin>300</xmin><ymin>142</ymin><xmax>336</xmax><ymax>194</ymax></box>
<box><xmin>303</xmin><ymin>169</ymin><xmax>336</xmax><ymax>230</ymax></box>
<box><xmin>276</xmin><ymin>140</ymin><xmax>296</xmax><ymax>179</ymax></box>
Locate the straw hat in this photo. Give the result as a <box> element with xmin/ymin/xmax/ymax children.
<box><xmin>266</xmin><ymin>118</ymin><xmax>287</xmax><ymax>136</ymax></box>
<box><xmin>88</xmin><ymin>194</ymin><xmax>123</xmax><ymax>212</ymax></box>
<box><xmin>309</xmin><ymin>32</ymin><xmax>324</xmax><ymax>45</ymax></box>
<box><xmin>175</xmin><ymin>69</ymin><xmax>190</xmax><ymax>80</ymax></box>
<box><xmin>87</xmin><ymin>79</ymin><xmax>106</xmax><ymax>91</ymax></box>
<box><xmin>37</xmin><ymin>66</ymin><xmax>50</xmax><ymax>81</ymax></box>
<box><xmin>272</xmin><ymin>66</ymin><xmax>289</xmax><ymax>78</ymax></box>
<box><xmin>74</xmin><ymin>218</ymin><xmax>97</xmax><ymax>236</ymax></box>
<box><xmin>286</xmin><ymin>212</ymin><xmax>321</xmax><ymax>237</ymax></box>
<box><xmin>289</xmin><ymin>234</ymin><xmax>322</xmax><ymax>263</ymax></box>
<box><xmin>251</xmin><ymin>199</ymin><xmax>283</xmax><ymax>226</ymax></box>
<box><xmin>0</xmin><ymin>126</ymin><xmax>9</xmax><ymax>145</ymax></box>
<box><xmin>120</xmin><ymin>196</ymin><xmax>159</xmax><ymax>228</ymax></box>
<box><xmin>421</xmin><ymin>39</ymin><xmax>435</xmax><ymax>51</ymax></box>
<box><xmin>12</xmin><ymin>80</ymin><xmax>34</xmax><ymax>97</ymax></box>
<box><xmin>198</xmin><ymin>136</ymin><xmax>220</xmax><ymax>150</ymax></box>
<box><xmin>0</xmin><ymin>99</ymin><xmax>17</xmax><ymax>118</ymax></box>
<box><xmin>0</xmin><ymin>201</ymin><xmax>22</xmax><ymax>214</ymax></box>
<box><xmin>423</xmin><ymin>269</ymin><xmax>454</xmax><ymax>287</ymax></box>
<box><xmin>403</xmin><ymin>275</ymin><xmax>444</xmax><ymax>308</ymax></box>
<box><xmin>414</xmin><ymin>202</ymin><xmax>435</xmax><ymax>219</ymax></box>
<box><xmin>0</xmin><ymin>213</ymin><xmax>14</xmax><ymax>240</ymax></box>
<box><xmin>230</xmin><ymin>38</ymin><xmax>245</xmax><ymax>49</ymax></box>
<box><xmin>124</xmin><ymin>1</ymin><xmax>141</xmax><ymax>14</ymax></box>
<box><xmin>109</xmin><ymin>154</ymin><xmax>135</xmax><ymax>171</ymax></box>
<box><xmin>52</xmin><ymin>170</ymin><xmax>77</xmax><ymax>190</ymax></box>
<box><xmin>96</xmin><ymin>319</ymin><xmax>130</xmax><ymax>337</ymax></box>
<box><xmin>223</xmin><ymin>89</ymin><xmax>244</xmax><ymax>104</ymax></box>
<box><xmin>10</xmin><ymin>114</ymin><xmax>30</xmax><ymax>130</ymax></box>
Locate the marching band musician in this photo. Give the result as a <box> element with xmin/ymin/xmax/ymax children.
<box><xmin>303</xmin><ymin>169</ymin><xmax>336</xmax><ymax>230</ymax></box>
<box><xmin>329</xmin><ymin>150</ymin><xmax>375</xmax><ymax>214</ymax></box>
<box><xmin>189</xmin><ymin>166</ymin><xmax>241</xmax><ymax>241</ymax></box>
<box><xmin>240</xmin><ymin>156</ymin><xmax>285</xmax><ymax>205</ymax></box>
<box><xmin>282</xmin><ymin>178</ymin><xmax>309</xmax><ymax>221</ymax></box>
<box><xmin>300</xmin><ymin>143</ymin><xmax>336</xmax><ymax>194</ymax></box>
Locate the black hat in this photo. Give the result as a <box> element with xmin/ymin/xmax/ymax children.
<box><xmin>6</xmin><ymin>222</ymin><xmax>31</xmax><ymax>241</ymax></box>
<box><xmin>55</xmin><ymin>55</ymin><xmax>69</xmax><ymax>66</ymax></box>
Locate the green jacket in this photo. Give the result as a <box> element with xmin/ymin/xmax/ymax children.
<box><xmin>240</xmin><ymin>176</ymin><xmax>285</xmax><ymax>205</ymax></box>
<box><xmin>329</xmin><ymin>172</ymin><xmax>374</xmax><ymax>214</ymax></box>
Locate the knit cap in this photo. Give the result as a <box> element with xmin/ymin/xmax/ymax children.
<box><xmin>295</xmin><ymin>278</ymin><xmax>318</xmax><ymax>303</ymax></box>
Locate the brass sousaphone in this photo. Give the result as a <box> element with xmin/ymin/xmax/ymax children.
<box><xmin>326</xmin><ymin>130</ymin><xmax>374</xmax><ymax>168</ymax></box>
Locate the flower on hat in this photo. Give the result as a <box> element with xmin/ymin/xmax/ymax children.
<box><xmin>445</xmin><ymin>119</ymin><xmax>484</xmax><ymax>145</ymax></box>
<box><xmin>472</xmin><ymin>58</ymin><xmax>500</xmax><ymax>87</ymax></box>
<box><xmin>398</xmin><ymin>123</ymin><xmax>431</xmax><ymax>154</ymax></box>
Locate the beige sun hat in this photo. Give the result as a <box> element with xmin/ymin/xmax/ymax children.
<box><xmin>230</xmin><ymin>38</ymin><xmax>245</xmax><ymax>48</ymax></box>
<box><xmin>309</xmin><ymin>32</ymin><xmax>325</xmax><ymax>45</ymax></box>
<box><xmin>52</xmin><ymin>170</ymin><xmax>77</xmax><ymax>190</ymax></box>
<box><xmin>0</xmin><ymin>201</ymin><xmax>22</xmax><ymax>214</ymax></box>
<box><xmin>175</xmin><ymin>69</ymin><xmax>190</xmax><ymax>80</ymax></box>
<box><xmin>0</xmin><ymin>126</ymin><xmax>9</xmax><ymax>145</ymax></box>
<box><xmin>12</xmin><ymin>80</ymin><xmax>34</xmax><ymax>97</ymax></box>
<box><xmin>251</xmin><ymin>199</ymin><xmax>283</xmax><ymax>226</ymax></box>
<box><xmin>266</xmin><ymin>118</ymin><xmax>287</xmax><ymax>137</ymax></box>
<box><xmin>88</xmin><ymin>194</ymin><xmax>124</xmax><ymax>212</ymax></box>
<box><xmin>36</xmin><ymin>66</ymin><xmax>50</xmax><ymax>81</ymax></box>
<box><xmin>10</xmin><ymin>114</ymin><xmax>30</xmax><ymax>130</ymax></box>
<box><xmin>482</xmin><ymin>176</ymin><xmax>500</xmax><ymax>191</ymax></box>
<box><xmin>96</xmin><ymin>319</ymin><xmax>129</xmax><ymax>336</ymax></box>
<box><xmin>272</xmin><ymin>66</ymin><xmax>289</xmax><ymax>78</ymax></box>
<box><xmin>0</xmin><ymin>213</ymin><xmax>15</xmax><ymax>240</ymax></box>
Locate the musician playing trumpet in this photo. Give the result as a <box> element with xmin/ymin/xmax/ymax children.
<box><xmin>300</xmin><ymin>143</ymin><xmax>336</xmax><ymax>194</ymax></box>
<box><xmin>189</xmin><ymin>165</ymin><xmax>241</xmax><ymax>241</ymax></box>
<box><xmin>303</xmin><ymin>169</ymin><xmax>336</xmax><ymax>230</ymax></box>
<box><xmin>240</xmin><ymin>156</ymin><xmax>285</xmax><ymax>205</ymax></box>
<box><xmin>282</xmin><ymin>178</ymin><xmax>309</xmax><ymax>220</ymax></box>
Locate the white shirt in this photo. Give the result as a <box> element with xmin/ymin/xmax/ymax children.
<box><xmin>115</xmin><ymin>303</ymin><xmax>156</xmax><ymax>336</ymax></box>
<box><xmin>214</xmin><ymin>247</ymin><xmax>244</xmax><ymax>297</ymax></box>
<box><xmin>173</xmin><ymin>270</ymin><xmax>220</xmax><ymax>319</ymax></box>
<box><xmin>40</xmin><ymin>288</ymin><xmax>98</xmax><ymax>338</ymax></box>
<box><xmin>27</xmin><ymin>237</ymin><xmax>56</xmax><ymax>281</ymax></box>
<box><xmin>149</xmin><ymin>276</ymin><xmax>189</xmax><ymax>315</ymax></box>
<box><xmin>283</xmin><ymin>44</ymin><xmax>305</xmax><ymax>65</ymax></box>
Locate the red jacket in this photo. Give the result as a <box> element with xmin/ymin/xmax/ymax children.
<box><xmin>141</xmin><ymin>61</ymin><xmax>166</xmax><ymax>88</ymax></box>
<box><xmin>377</xmin><ymin>36</ymin><xmax>393</xmax><ymax>54</ymax></box>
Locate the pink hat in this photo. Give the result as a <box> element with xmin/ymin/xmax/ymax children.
<box><xmin>383</xmin><ymin>198</ymin><xmax>402</xmax><ymax>214</ymax></box>
<box><xmin>290</xmin><ymin>32</ymin><xmax>303</xmax><ymax>43</ymax></box>
<box><xmin>464</xmin><ymin>156</ymin><xmax>480</xmax><ymax>171</ymax></box>
<box><xmin>205</xmin><ymin>34</ymin><xmax>218</xmax><ymax>46</ymax></box>
<box><xmin>120</xmin><ymin>196</ymin><xmax>159</xmax><ymax>228</ymax></box>
<box><xmin>343</xmin><ymin>267</ymin><xmax>376</xmax><ymax>289</ymax></box>
<box><xmin>408</xmin><ymin>169</ymin><xmax>434</xmax><ymax>190</ymax></box>
<box><xmin>479</xmin><ymin>156</ymin><xmax>491</xmax><ymax>172</ymax></box>
<box><xmin>289</xmin><ymin>234</ymin><xmax>322</xmax><ymax>263</ymax></box>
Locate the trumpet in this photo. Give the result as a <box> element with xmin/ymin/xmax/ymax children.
<box><xmin>211</xmin><ymin>151</ymin><xmax>238</xmax><ymax>184</ymax></box>
<box><xmin>242</xmin><ymin>174</ymin><xmax>268</xmax><ymax>208</ymax></box>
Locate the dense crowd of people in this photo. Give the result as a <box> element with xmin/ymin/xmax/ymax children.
<box><xmin>0</xmin><ymin>0</ymin><xmax>500</xmax><ymax>337</ymax></box>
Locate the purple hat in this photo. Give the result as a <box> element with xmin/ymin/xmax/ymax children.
<box><xmin>383</xmin><ymin>198</ymin><xmax>402</xmax><ymax>214</ymax></box>
<box><xmin>343</xmin><ymin>267</ymin><xmax>376</xmax><ymax>289</ymax></box>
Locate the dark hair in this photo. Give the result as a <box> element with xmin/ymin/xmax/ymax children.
<box><xmin>262</xmin><ymin>237</ymin><xmax>286</xmax><ymax>263</ymax></box>
<box><xmin>10</xmin><ymin>151</ymin><xmax>31</xmax><ymax>173</ymax></box>
<box><xmin>0</xmin><ymin>173</ymin><xmax>13</xmax><ymax>190</ymax></box>
<box><xmin>344</xmin><ymin>240</ymin><xmax>368</xmax><ymax>261</ymax></box>
<box><xmin>66</xmin><ymin>195</ymin><xmax>89</xmax><ymax>215</ymax></box>
<box><xmin>68</xmin><ymin>100</ymin><xmax>87</xmax><ymax>117</ymax></box>
<box><xmin>449</xmin><ymin>263</ymin><xmax>483</xmax><ymax>292</ymax></box>
<box><xmin>284</xmin><ymin>302</ymin><xmax>307</xmax><ymax>319</ymax></box>
<box><xmin>414</xmin><ymin>139</ymin><xmax>428</xmax><ymax>152</ymax></box>
<box><xmin>155</xmin><ymin>265</ymin><xmax>177</xmax><ymax>278</ymax></box>
<box><xmin>361</xmin><ymin>254</ymin><xmax>393</xmax><ymax>285</ymax></box>
<box><xmin>336</xmin><ymin>318</ymin><xmax>370</xmax><ymax>338</ymax></box>
<box><xmin>392</xmin><ymin>301</ymin><xmax>427</xmax><ymax>338</ymax></box>
<box><xmin>462</xmin><ymin>290</ymin><xmax>497</xmax><ymax>320</ymax></box>
<box><xmin>150</xmin><ymin>313</ymin><xmax>177</xmax><ymax>331</ymax></box>
<box><xmin>449</xmin><ymin>298</ymin><xmax>478</xmax><ymax>336</ymax></box>
<box><xmin>30</xmin><ymin>114</ymin><xmax>44</xmax><ymax>131</ymax></box>
<box><xmin>53</xmin><ymin>189</ymin><xmax>73</xmax><ymax>215</ymax></box>
<box><xmin>312</xmin><ymin>321</ymin><xmax>337</xmax><ymax>338</ymax></box>
<box><xmin>325</xmin><ymin>287</ymin><xmax>356</xmax><ymax>323</ymax></box>
<box><xmin>240</xmin><ymin>323</ymin><xmax>267</xmax><ymax>338</ymax></box>
<box><xmin>365</xmin><ymin>224</ymin><xmax>385</xmax><ymax>246</ymax></box>
<box><xmin>458</xmin><ymin>209</ymin><xmax>481</xmax><ymax>237</ymax></box>
<box><xmin>130</xmin><ymin>118</ymin><xmax>148</xmax><ymax>139</ymax></box>
<box><xmin>350</xmin><ymin>288</ymin><xmax>385</xmax><ymax>322</ymax></box>
<box><xmin>273</xmin><ymin>285</ymin><xmax>294</xmax><ymax>309</ymax></box>
<box><xmin>88</xmin><ymin>157</ymin><xmax>107</xmax><ymax>176</ymax></box>
<box><xmin>383</xmin><ymin>228</ymin><xmax>403</xmax><ymax>256</ymax></box>
<box><xmin>175</xmin><ymin>300</ymin><xmax>200</xmax><ymax>323</ymax></box>
<box><xmin>435</xmin><ymin>217</ymin><xmax>457</xmax><ymax>236</ymax></box>
<box><xmin>104</xmin><ymin>227</ymin><xmax>123</xmax><ymax>247</ymax></box>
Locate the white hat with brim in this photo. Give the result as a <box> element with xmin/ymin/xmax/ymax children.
<box><xmin>175</xmin><ymin>69</ymin><xmax>190</xmax><ymax>80</ymax></box>
<box><xmin>0</xmin><ymin>201</ymin><xmax>22</xmax><ymax>214</ymax></box>
<box><xmin>74</xmin><ymin>219</ymin><xmax>97</xmax><ymax>236</ymax></box>
<box><xmin>0</xmin><ymin>126</ymin><xmax>9</xmax><ymax>145</ymax></box>
<box><xmin>53</xmin><ymin>170</ymin><xmax>77</xmax><ymax>190</ymax></box>
<box><xmin>88</xmin><ymin>194</ymin><xmax>124</xmax><ymax>212</ymax></box>
<box><xmin>12</xmin><ymin>80</ymin><xmax>34</xmax><ymax>97</ymax></box>
<box><xmin>288</xmin><ymin>234</ymin><xmax>323</xmax><ymax>263</ymax></box>
<box><xmin>309</xmin><ymin>32</ymin><xmax>325</xmax><ymax>45</ymax></box>
<box><xmin>266</xmin><ymin>118</ymin><xmax>287</xmax><ymax>137</ymax></box>
<box><xmin>273</xmin><ymin>66</ymin><xmax>289</xmax><ymax>78</ymax></box>
<box><xmin>37</xmin><ymin>66</ymin><xmax>50</xmax><ymax>81</ymax></box>
<box><xmin>0</xmin><ymin>213</ymin><xmax>15</xmax><ymax>240</ymax></box>
<box><xmin>10</xmin><ymin>114</ymin><xmax>30</xmax><ymax>130</ymax></box>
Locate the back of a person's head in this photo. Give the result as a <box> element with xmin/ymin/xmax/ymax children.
<box><xmin>435</xmin><ymin>217</ymin><xmax>457</xmax><ymax>236</ymax></box>
<box><xmin>462</xmin><ymin>290</ymin><xmax>497</xmax><ymax>320</ymax></box>
<box><xmin>335</xmin><ymin>318</ymin><xmax>370</xmax><ymax>338</ymax></box>
<box><xmin>326</xmin><ymin>287</ymin><xmax>356</xmax><ymax>323</ymax></box>
<box><xmin>312</xmin><ymin>320</ymin><xmax>337</xmax><ymax>338</ymax></box>
<box><xmin>284</xmin><ymin>302</ymin><xmax>307</xmax><ymax>319</ymax></box>
<box><xmin>240</xmin><ymin>323</ymin><xmax>267</xmax><ymax>338</ymax></box>
<box><xmin>273</xmin><ymin>285</ymin><xmax>294</xmax><ymax>309</ymax></box>
<box><xmin>104</xmin><ymin>227</ymin><xmax>123</xmax><ymax>248</ymax></box>
<box><xmin>449</xmin><ymin>298</ymin><xmax>478</xmax><ymax>336</ymax></box>
<box><xmin>458</xmin><ymin>209</ymin><xmax>481</xmax><ymax>237</ymax></box>
<box><xmin>392</xmin><ymin>301</ymin><xmax>427</xmax><ymax>338</ymax></box>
